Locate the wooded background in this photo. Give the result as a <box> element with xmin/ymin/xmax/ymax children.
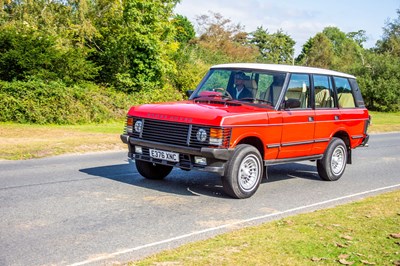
<box><xmin>1</xmin><ymin>0</ymin><xmax>399</xmax><ymax>124</ymax></box>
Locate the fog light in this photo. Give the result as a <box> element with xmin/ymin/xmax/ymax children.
<box><xmin>194</xmin><ymin>156</ymin><xmax>207</xmax><ymax>165</ymax></box>
<box><xmin>135</xmin><ymin>146</ymin><xmax>143</xmax><ymax>154</ymax></box>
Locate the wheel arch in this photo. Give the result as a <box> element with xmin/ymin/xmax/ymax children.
<box><xmin>332</xmin><ymin>130</ymin><xmax>352</xmax><ymax>164</ymax></box>
<box><xmin>237</xmin><ymin>136</ymin><xmax>265</xmax><ymax>159</ymax></box>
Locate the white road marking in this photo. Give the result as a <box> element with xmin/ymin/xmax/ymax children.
<box><xmin>69</xmin><ymin>183</ymin><xmax>400</xmax><ymax>266</ymax></box>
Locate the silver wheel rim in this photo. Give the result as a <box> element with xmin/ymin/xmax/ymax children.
<box><xmin>238</xmin><ymin>154</ymin><xmax>260</xmax><ymax>192</ymax></box>
<box><xmin>331</xmin><ymin>145</ymin><xmax>346</xmax><ymax>175</ymax></box>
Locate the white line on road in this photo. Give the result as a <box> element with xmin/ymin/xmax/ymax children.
<box><xmin>69</xmin><ymin>183</ymin><xmax>400</xmax><ymax>266</ymax></box>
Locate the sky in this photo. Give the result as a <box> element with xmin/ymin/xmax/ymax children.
<box><xmin>174</xmin><ymin>0</ymin><xmax>400</xmax><ymax>56</ymax></box>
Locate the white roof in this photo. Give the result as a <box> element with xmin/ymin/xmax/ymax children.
<box><xmin>211</xmin><ymin>63</ymin><xmax>356</xmax><ymax>79</ymax></box>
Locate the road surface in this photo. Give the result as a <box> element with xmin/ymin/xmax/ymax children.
<box><xmin>0</xmin><ymin>133</ymin><xmax>399</xmax><ymax>265</ymax></box>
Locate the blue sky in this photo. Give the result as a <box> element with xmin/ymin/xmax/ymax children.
<box><xmin>174</xmin><ymin>0</ymin><xmax>400</xmax><ymax>55</ymax></box>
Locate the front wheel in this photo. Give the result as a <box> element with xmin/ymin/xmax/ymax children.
<box><xmin>222</xmin><ymin>144</ymin><xmax>263</xmax><ymax>199</ymax></box>
<box><xmin>135</xmin><ymin>160</ymin><xmax>173</xmax><ymax>180</ymax></box>
<box><xmin>317</xmin><ymin>137</ymin><xmax>347</xmax><ymax>181</ymax></box>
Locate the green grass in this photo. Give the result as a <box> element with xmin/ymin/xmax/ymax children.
<box><xmin>133</xmin><ymin>190</ymin><xmax>400</xmax><ymax>265</ymax></box>
<box><xmin>369</xmin><ymin>111</ymin><xmax>400</xmax><ymax>133</ymax></box>
<box><xmin>0</xmin><ymin>121</ymin><xmax>125</xmax><ymax>160</ymax></box>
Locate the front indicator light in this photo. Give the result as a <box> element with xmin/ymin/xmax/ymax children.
<box><xmin>209</xmin><ymin>128</ymin><xmax>223</xmax><ymax>146</ymax></box>
<box><xmin>126</xmin><ymin>117</ymin><xmax>134</xmax><ymax>134</ymax></box>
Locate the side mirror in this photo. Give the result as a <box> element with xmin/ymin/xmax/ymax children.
<box><xmin>284</xmin><ymin>98</ymin><xmax>301</xmax><ymax>109</ymax></box>
<box><xmin>186</xmin><ymin>90</ymin><xmax>194</xmax><ymax>98</ymax></box>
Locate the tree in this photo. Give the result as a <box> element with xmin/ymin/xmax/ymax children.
<box><xmin>296</xmin><ymin>27</ymin><xmax>365</xmax><ymax>72</ymax></box>
<box><xmin>376</xmin><ymin>9</ymin><xmax>400</xmax><ymax>56</ymax></box>
<box><xmin>347</xmin><ymin>30</ymin><xmax>367</xmax><ymax>47</ymax></box>
<box><xmin>0</xmin><ymin>0</ymin><xmax>99</xmax><ymax>83</ymax></box>
<box><xmin>172</xmin><ymin>14</ymin><xmax>195</xmax><ymax>44</ymax></box>
<box><xmin>355</xmin><ymin>51</ymin><xmax>400</xmax><ymax>111</ymax></box>
<box><xmin>194</xmin><ymin>11</ymin><xmax>258</xmax><ymax>63</ymax></box>
<box><xmin>90</xmin><ymin>0</ymin><xmax>180</xmax><ymax>92</ymax></box>
<box><xmin>297</xmin><ymin>33</ymin><xmax>335</xmax><ymax>69</ymax></box>
<box><xmin>251</xmin><ymin>27</ymin><xmax>295</xmax><ymax>64</ymax></box>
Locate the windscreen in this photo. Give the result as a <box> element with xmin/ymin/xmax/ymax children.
<box><xmin>191</xmin><ymin>69</ymin><xmax>286</xmax><ymax>107</ymax></box>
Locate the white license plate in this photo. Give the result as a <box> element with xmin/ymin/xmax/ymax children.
<box><xmin>149</xmin><ymin>149</ymin><xmax>179</xmax><ymax>162</ymax></box>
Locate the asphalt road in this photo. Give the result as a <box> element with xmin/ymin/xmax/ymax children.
<box><xmin>1</xmin><ymin>133</ymin><xmax>399</xmax><ymax>265</ymax></box>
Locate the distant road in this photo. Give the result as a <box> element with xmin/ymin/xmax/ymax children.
<box><xmin>0</xmin><ymin>133</ymin><xmax>399</xmax><ymax>265</ymax></box>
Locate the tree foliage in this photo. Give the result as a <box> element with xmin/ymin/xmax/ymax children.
<box><xmin>194</xmin><ymin>11</ymin><xmax>258</xmax><ymax>63</ymax></box>
<box><xmin>251</xmin><ymin>26</ymin><xmax>295</xmax><ymax>64</ymax></box>
<box><xmin>0</xmin><ymin>3</ymin><xmax>399</xmax><ymax>125</ymax></box>
<box><xmin>376</xmin><ymin>9</ymin><xmax>400</xmax><ymax>56</ymax></box>
<box><xmin>172</xmin><ymin>14</ymin><xmax>195</xmax><ymax>44</ymax></box>
<box><xmin>89</xmin><ymin>0</ymin><xmax>180</xmax><ymax>92</ymax></box>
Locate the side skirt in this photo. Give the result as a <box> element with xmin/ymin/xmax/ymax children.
<box><xmin>264</xmin><ymin>154</ymin><xmax>323</xmax><ymax>166</ymax></box>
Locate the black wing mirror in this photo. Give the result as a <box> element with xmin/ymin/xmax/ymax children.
<box><xmin>284</xmin><ymin>98</ymin><xmax>301</xmax><ymax>109</ymax></box>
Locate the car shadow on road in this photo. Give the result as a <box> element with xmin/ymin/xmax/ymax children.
<box><xmin>80</xmin><ymin>160</ymin><xmax>321</xmax><ymax>198</ymax></box>
<box><xmin>79</xmin><ymin>160</ymin><xmax>227</xmax><ymax>198</ymax></box>
<box><xmin>265</xmin><ymin>162</ymin><xmax>322</xmax><ymax>183</ymax></box>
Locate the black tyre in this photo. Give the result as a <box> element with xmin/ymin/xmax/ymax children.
<box><xmin>317</xmin><ymin>137</ymin><xmax>347</xmax><ymax>181</ymax></box>
<box><xmin>135</xmin><ymin>160</ymin><xmax>173</xmax><ymax>180</ymax></box>
<box><xmin>222</xmin><ymin>144</ymin><xmax>263</xmax><ymax>199</ymax></box>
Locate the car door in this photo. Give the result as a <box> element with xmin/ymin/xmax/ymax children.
<box><xmin>312</xmin><ymin>74</ymin><xmax>341</xmax><ymax>155</ymax></box>
<box><xmin>278</xmin><ymin>73</ymin><xmax>315</xmax><ymax>159</ymax></box>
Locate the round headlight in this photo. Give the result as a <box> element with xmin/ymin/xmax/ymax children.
<box><xmin>196</xmin><ymin>128</ymin><xmax>207</xmax><ymax>142</ymax></box>
<box><xmin>134</xmin><ymin>120</ymin><xmax>143</xmax><ymax>133</ymax></box>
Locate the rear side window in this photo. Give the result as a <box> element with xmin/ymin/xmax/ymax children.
<box><xmin>334</xmin><ymin>77</ymin><xmax>356</xmax><ymax>108</ymax></box>
<box><xmin>313</xmin><ymin>75</ymin><xmax>336</xmax><ymax>108</ymax></box>
<box><xmin>285</xmin><ymin>74</ymin><xmax>311</xmax><ymax>108</ymax></box>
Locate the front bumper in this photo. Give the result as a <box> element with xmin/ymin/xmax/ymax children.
<box><xmin>120</xmin><ymin>134</ymin><xmax>232</xmax><ymax>175</ymax></box>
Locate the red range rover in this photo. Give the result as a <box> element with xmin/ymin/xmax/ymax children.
<box><xmin>121</xmin><ymin>63</ymin><xmax>370</xmax><ymax>198</ymax></box>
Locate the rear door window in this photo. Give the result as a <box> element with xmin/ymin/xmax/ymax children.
<box><xmin>313</xmin><ymin>75</ymin><xmax>336</xmax><ymax>108</ymax></box>
<box><xmin>334</xmin><ymin>77</ymin><xmax>356</xmax><ymax>108</ymax></box>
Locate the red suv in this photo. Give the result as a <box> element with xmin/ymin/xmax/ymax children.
<box><xmin>121</xmin><ymin>63</ymin><xmax>370</xmax><ymax>198</ymax></box>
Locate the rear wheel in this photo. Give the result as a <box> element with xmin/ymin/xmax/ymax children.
<box><xmin>135</xmin><ymin>160</ymin><xmax>173</xmax><ymax>180</ymax></box>
<box><xmin>222</xmin><ymin>144</ymin><xmax>263</xmax><ymax>199</ymax></box>
<box><xmin>317</xmin><ymin>137</ymin><xmax>347</xmax><ymax>181</ymax></box>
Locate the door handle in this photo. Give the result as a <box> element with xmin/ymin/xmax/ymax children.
<box><xmin>334</xmin><ymin>115</ymin><xmax>340</xmax><ymax>120</ymax></box>
<box><xmin>308</xmin><ymin>116</ymin><xmax>314</xmax><ymax>122</ymax></box>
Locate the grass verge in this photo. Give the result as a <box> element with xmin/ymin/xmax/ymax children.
<box><xmin>133</xmin><ymin>190</ymin><xmax>400</xmax><ymax>265</ymax></box>
<box><xmin>0</xmin><ymin>121</ymin><xmax>125</xmax><ymax>160</ymax></box>
<box><xmin>369</xmin><ymin>111</ymin><xmax>400</xmax><ymax>133</ymax></box>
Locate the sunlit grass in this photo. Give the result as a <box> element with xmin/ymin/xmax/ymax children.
<box><xmin>369</xmin><ymin>111</ymin><xmax>400</xmax><ymax>133</ymax></box>
<box><xmin>0</xmin><ymin>121</ymin><xmax>125</xmax><ymax>160</ymax></box>
<box><xmin>132</xmin><ymin>190</ymin><xmax>400</xmax><ymax>265</ymax></box>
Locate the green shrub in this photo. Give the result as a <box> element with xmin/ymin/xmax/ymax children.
<box><xmin>0</xmin><ymin>79</ymin><xmax>184</xmax><ymax>124</ymax></box>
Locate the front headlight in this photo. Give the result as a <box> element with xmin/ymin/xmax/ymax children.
<box><xmin>134</xmin><ymin>120</ymin><xmax>143</xmax><ymax>133</ymax></box>
<box><xmin>196</xmin><ymin>128</ymin><xmax>207</xmax><ymax>142</ymax></box>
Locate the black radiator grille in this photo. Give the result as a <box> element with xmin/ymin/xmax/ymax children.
<box><xmin>130</xmin><ymin>117</ymin><xmax>230</xmax><ymax>148</ymax></box>
<box><xmin>143</xmin><ymin>119</ymin><xmax>190</xmax><ymax>146</ymax></box>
